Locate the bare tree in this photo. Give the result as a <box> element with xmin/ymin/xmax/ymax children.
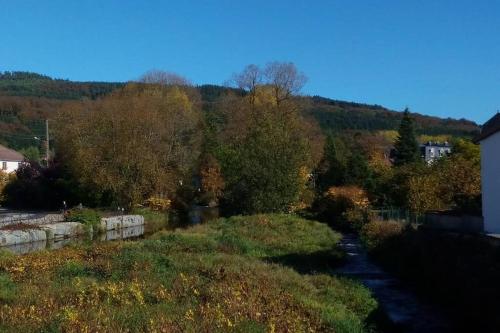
<box><xmin>230</xmin><ymin>64</ymin><xmax>262</xmax><ymax>107</ymax></box>
<box><xmin>139</xmin><ymin>69</ymin><xmax>191</xmax><ymax>86</ymax></box>
<box><xmin>263</xmin><ymin>62</ymin><xmax>307</xmax><ymax>105</ymax></box>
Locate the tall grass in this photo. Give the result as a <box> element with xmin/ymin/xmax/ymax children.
<box><xmin>0</xmin><ymin>214</ymin><xmax>378</xmax><ymax>332</ymax></box>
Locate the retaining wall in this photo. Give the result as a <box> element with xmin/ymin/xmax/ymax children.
<box><xmin>424</xmin><ymin>213</ymin><xmax>484</xmax><ymax>233</ymax></box>
<box><xmin>100</xmin><ymin>215</ymin><xmax>145</xmax><ymax>231</ymax></box>
<box><xmin>0</xmin><ymin>222</ymin><xmax>86</xmax><ymax>247</ymax></box>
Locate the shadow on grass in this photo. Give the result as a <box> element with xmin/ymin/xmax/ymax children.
<box><xmin>265</xmin><ymin>249</ymin><xmax>345</xmax><ymax>274</ymax></box>
<box><xmin>267</xmin><ymin>248</ymin><xmax>404</xmax><ymax>333</ymax></box>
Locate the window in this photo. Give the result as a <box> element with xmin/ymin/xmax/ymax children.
<box><xmin>2</xmin><ymin>162</ymin><xmax>6</xmax><ymax>170</ymax></box>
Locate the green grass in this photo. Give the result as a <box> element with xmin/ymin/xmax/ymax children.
<box><xmin>0</xmin><ymin>214</ymin><xmax>378</xmax><ymax>332</ymax></box>
<box><xmin>133</xmin><ymin>207</ymin><xmax>170</xmax><ymax>232</ymax></box>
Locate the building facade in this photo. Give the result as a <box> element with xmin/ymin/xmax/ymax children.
<box><xmin>0</xmin><ymin>145</ymin><xmax>24</xmax><ymax>173</ymax></box>
<box><xmin>420</xmin><ymin>141</ymin><xmax>452</xmax><ymax>164</ymax></box>
<box><xmin>477</xmin><ymin>113</ymin><xmax>500</xmax><ymax>233</ymax></box>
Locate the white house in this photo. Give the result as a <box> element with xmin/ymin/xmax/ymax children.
<box><xmin>477</xmin><ymin>113</ymin><xmax>500</xmax><ymax>233</ymax></box>
<box><xmin>0</xmin><ymin>145</ymin><xmax>23</xmax><ymax>173</ymax></box>
<box><xmin>420</xmin><ymin>141</ymin><xmax>452</xmax><ymax>164</ymax></box>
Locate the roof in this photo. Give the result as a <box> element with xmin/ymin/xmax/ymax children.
<box><xmin>0</xmin><ymin>145</ymin><xmax>24</xmax><ymax>162</ymax></box>
<box><xmin>476</xmin><ymin>113</ymin><xmax>500</xmax><ymax>142</ymax></box>
<box><xmin>421</xmin><ymin>141</ymin><xmax>451</xmax><ymax>148</ymax></box>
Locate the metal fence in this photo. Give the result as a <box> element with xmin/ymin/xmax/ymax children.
<box><xmin>371</xmin><ymin>207</ymin><xmax>425</xmax><ymax>225</ymax></box>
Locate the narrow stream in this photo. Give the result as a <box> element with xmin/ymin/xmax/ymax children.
<box><xmin>335</xmin><ymin>234</ymin><xmax>451</xmax><ymax>333</ymax></box>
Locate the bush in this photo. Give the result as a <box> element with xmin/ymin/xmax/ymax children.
<box><xmin>65</xmin><ymin>208</ymin><xmax>102</xmax><ymax>232</ymax></box>
<box><xmin>318</xmin><ymin>186</ymin><xmax>370</xmax><ymax>230</ymax></box>
<box><xmin>143</xmin><ymin>197</ymin><xmax>171</xmax><ymax>211</ymax></box>
<box><xmin>360</xmin><ymin>220</ymin><xmax>405</xmax><ymax>251</ymax></box>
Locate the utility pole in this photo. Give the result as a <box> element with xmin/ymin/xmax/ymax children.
<box><xmin>45</xmin><ymin>119</ymin><xmax>50</xmax><ymax>167</ymax></box>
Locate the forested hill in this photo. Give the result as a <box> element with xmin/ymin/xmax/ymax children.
<box><xmin>0</xmin><ymin>72</ymin><xmax>480</xmax><ymax>150</ymax></box>
<box><xmin>0</xmin><ymin>71</ymin><xmax>123</xmax><ymax>99</ymax></box>
<box><xmin>306</xmin><ymin>96</ymin><xmax>479</xmax><ymax>136</ymax></box>
<box><xmin>198</xmin><ymin>85</ymin><xmax>479</xmax><ymax>136</ymax></box>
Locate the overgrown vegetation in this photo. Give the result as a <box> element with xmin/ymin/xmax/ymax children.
<box><xmin>0</xmin><ymin>214</ymin><xmax>379</xmax><ymax>332</ymax></box>
<box><xmin>65</xmin><ymin>208</ymin><xmax>102</xmax><ymax>232</ymax></box>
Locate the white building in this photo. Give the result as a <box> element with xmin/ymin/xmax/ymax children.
<box><xmin>420</xmin><ymin>141</ymin><xmax>452</xmax><ymax>164</ymax></box>
<box><xmin>477</xmin><ymin>113</ymin><xmax>500</xmax><ymax>233</ymax></box>
<box><xmin>0</xmin><ymin>145</ymin><xmax>23</xmax><ymax>173</ymax></box>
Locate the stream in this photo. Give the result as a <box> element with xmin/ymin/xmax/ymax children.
<box><xmin>335</xmin><ymin>234</ymin><xmax>452</xmax><ymax>333</ymax></box>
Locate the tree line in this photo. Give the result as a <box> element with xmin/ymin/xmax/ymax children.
<box><xmin>0</xmin><ymin>64</ymin><xmax>482</xmax><ymax>220</ymax></box>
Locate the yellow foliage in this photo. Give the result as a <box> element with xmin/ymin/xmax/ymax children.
<box><xmin>325</xmin><ymin>186</ymin><xmax>370</xmax><ymax>209</ymax></box>
<box><xmin>144</xmin><ymin>197</ymin><xmax>171</xmax><ymax>211</ymax></box>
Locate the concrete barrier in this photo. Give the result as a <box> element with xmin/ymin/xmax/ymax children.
<box><xmin>40</xmin><ymin>222</ymin><xmax>86</xmax><ymax>240</ymax></box>
<box><xmin>0</xmin><ymin>222</ymin><xmax>86</xmax><ymax>247</ymax></box>
<box><xmin>0</xmin><ymin>215</ymin><xmax>145</xmax><ymax>248</ymax></box>
<box><xmin>0</xmin><ymin>229</ymin><xmax>47</xmax><ymax>246</ymax></box>
<box><xmin>100</xmin><ymin>215</ymin><xmax>145</xmax><ymax>231</ymax></box>
<box><xmin>424</xmin><ymin>213</ymin><xmax>484</xmax><ymax>233</ymax></box>
<box><xmin>0</xmin><ymin>213</ymin><xmax>64</xmax><ymax>228</ymax></box>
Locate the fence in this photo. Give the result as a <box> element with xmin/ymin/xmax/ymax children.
<box><xmin>371</xmin><ymin>207</ymin><xmax>425</xmax><ymax>225</ymax></box>
<box><xmin>371</xmin><ymin>208</ymin><xmax>484</xmax><ymax>233</ymax></box>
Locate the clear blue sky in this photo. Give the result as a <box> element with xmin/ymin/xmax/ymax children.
<box><xmin>2</xmin><ymin>0</ymin><xmax>499</xmax><ymax>123</ymax></box>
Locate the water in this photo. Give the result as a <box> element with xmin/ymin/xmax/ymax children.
<box><xmin>335</xmin><ymin>234</ymin><xmax>451</xmax><ymax>333</ymax></box>
<box><xmin>1</xmin><ymin>206</ymin><xmax>220</xmax><ymax>255</ymax></box>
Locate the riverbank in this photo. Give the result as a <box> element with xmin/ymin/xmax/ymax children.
<box><xmin>335</xmin><ymin>234</ymin><xmax>451</xmax><ymax>333</ymax></box>
<box><xmin>0</xmin><ymin>214</ymin><xmax>379</xmax><ymax>333</ymax></box>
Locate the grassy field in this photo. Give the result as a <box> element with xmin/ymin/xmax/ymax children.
<box><xmin>0</xmin><ymin>214</ymin><xmax>378</xmax><ymax>333</ymax></box>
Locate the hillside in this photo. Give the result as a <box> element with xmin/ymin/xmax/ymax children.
<box><xmin>0</xmin><ymin>71</ymin><xmax>480</xmax><ymax>150</ymax></box>
<box><xmin>0</xmin><ymin>71</ymin><xmax>122</xmax><ymax>99</ymax></box>
<box><xmin>306</xmin><ymin>96</ymin><xmax>479</xmax><ymax>136</ymax></box>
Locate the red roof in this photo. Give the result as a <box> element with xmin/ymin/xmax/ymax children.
<box><xmin>476</xmin><ymin>113</ymin><xmax>500</xmax><ymax>142</ymax></box>
<box><xmin>0</xmin><ymin>145</ymin><xmax>24</xmax><ymax>162</ymax></box>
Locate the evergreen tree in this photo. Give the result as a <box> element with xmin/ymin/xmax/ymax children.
<box><xmin>319</xmin><ymin>134</ymin><xmax>348</xmax><ymax>189</ymax></box>
<box><xmin>345</xmin><ymin>151</ymin><xmax>373</xmax><ymax>188</ymax></box>
<box><xmin>394</xmin><ymin>109</ymin><xmax>420</xmax><ymax>166</ymax></box>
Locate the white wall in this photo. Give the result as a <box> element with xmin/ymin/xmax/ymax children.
<box><xmin>481</xmin><ymin>132</ymin><xmax>500</xmax><ymax>233</ymax></box>
<box><xmin>0</xmin><ymin>161</ymin><xmax>20</xmax><ymax>173</ymax></box>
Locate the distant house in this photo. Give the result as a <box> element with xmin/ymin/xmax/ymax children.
<box><xmin>476</xmin><ymin>113</ymin><xmax>500</xmax><ymax>233</ymax></box>
<box><xmin>420</xmin><ymin>141</ymin><xmax>452</xmax><ymax>164</ymax></box>
<box><xmin>0</xmin><ymin>145</ymin><xmax>23</xmax><ymax>173</ymax></box>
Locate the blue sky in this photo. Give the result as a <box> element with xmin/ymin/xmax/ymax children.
<box><xmin>1</xmin><ymin>0</ymin><xmax>499</xmax><ymax>123</ymax></box>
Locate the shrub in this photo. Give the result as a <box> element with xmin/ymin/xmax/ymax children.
<box><xmin>319</xmin><ymin>186</ymin><xmax>370</xmax><ymax>230</ymax></box>
<box><xmin>360</xmin><ymin>220</ymin><xmax>405</xmax><ymax>251</ymax></box>
<box><xmin>65</xmin><ymin>208</ymin><xmax>102</xmax><ymax>232</ymax></box>
<box><xmin>143</xmin><ymin>197</ymin><xmax>171</xmax><ymax>211</ymax></box>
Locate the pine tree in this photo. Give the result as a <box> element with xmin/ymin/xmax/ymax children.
<box><xmin>394</xmin><ymin>108</ymin><xmax>420</xmax><ymax>166</ymax></box>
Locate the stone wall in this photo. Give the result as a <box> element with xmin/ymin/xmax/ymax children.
<box><xmin>0</xmin><ymin>213</ymin><xmax>64</xmax><ymax>228</ymax></box>
<box><xmin>0</xmin><ymin>214</ymin><xmax>144</xmax><ymax>249</ymax></box>
<box><xmin>100</xmin><ymin>215</ymin><xmax>145</xmax><ymax>231</ymax></box>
